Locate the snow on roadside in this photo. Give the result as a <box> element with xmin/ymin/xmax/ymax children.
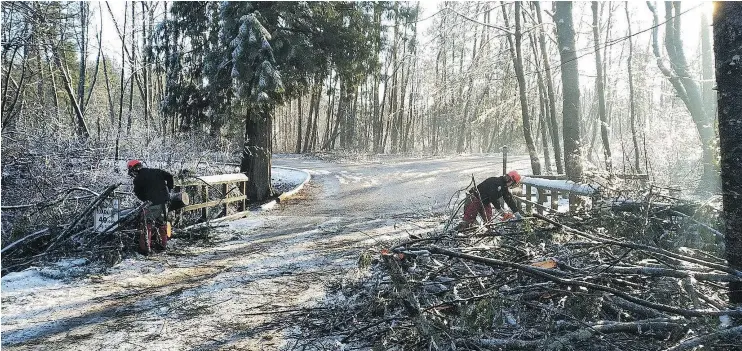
<box><xmin>1</xmin><ymin>268</ymin><xmax>63</xmax><ymax>294</ymax></box>
<box><xmin>1</xmin><ymin>166</ymin><xmax>310</xmax><ymax>348</ymax></box>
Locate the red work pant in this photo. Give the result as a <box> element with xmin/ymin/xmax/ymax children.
<box><xmin>463</xmin><ymin>195</ymin><xmax>493</xmax><ymax>223</ymax></box>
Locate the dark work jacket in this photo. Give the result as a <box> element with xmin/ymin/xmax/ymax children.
<box><xmin>133</xmin><ymin>168</ymin><xmax>174</xmax><ymax>205</ymax></box>
<box><xmin>472</xmin><ymin>176</ymin><xmax>519</xmax><ymax>213</ymax></box>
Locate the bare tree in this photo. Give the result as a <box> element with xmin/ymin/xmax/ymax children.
<box><xmin>502</xmin><ymin>2</ymin><xmax>541</xmax><ymax>174</ymax></box>
<box><xmin>647</xmin><ymin>1</ymin><xmax>718</xmax><ymax>193</ymax></box>
<box><xmin>592</xmin><ymin>2</ymin><xmax>612</xmax><ymax>172</ymax></box>
<box><xmin>713</xmin><ymin>1</ymin><xmax>742</xmax><ymax>306</ymax></box>
<box><xmin>554</xmin><ymin>2</ymin><xmax>583</xmax><ymax>183</ymax></box>
<box><xmin>534</xmin><ymin>1</ymin><xmax>564</xmax><ymax>174</ymax></box>
<box><xmin>625</xmin><ymin>3</ymin><xmax>641</xmax><ymax>173</ymax></box>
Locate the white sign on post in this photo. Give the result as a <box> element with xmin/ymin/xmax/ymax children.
<box><xmin>94</xmin><ymin>198</ymin><xmax>120</xmax><ymax>233</ymax></box>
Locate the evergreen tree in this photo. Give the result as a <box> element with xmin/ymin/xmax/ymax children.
<box><xmin>160</xmin><ymin>2</ymin><xmax>376</xmax><ymax>201</ymax></box>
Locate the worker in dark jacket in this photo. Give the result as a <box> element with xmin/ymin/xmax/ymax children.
<box><xmin>457</xmin><ymin>170</ymin><xmax>523</xmax><ymax>230</ymax></box>
<box><xmin>127</xmin><ymin>159</ymin><xmax>174</xmax><ymax>253</ymax></box>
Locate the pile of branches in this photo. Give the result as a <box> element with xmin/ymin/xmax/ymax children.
<box><xmin>0</xmin><ymin>184</ymin><xmax>150</xmax><ymax>275</ymax></box>
<box><xmin>1</xmin><ymin>131</ymin><xmax>243</xmax><ymax>275</ymax></box>
<box><xmin>296</xmin><ymin>207</ymin><xmax>741</xmax><ymax>350</ymax></box>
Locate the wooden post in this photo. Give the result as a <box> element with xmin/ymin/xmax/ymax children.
<box><xmin>222</xmin><ymin>183</ymin><xmax>228</xmax><ymax>217</ymax></box>
<box><xmin>551</xmin><ymin>190</ymin><xmax>559</xmax><ymax>211</ymax></box>
<box><xmin>239</xmin><ymin>181</ymin><xmax>246</xmax><ymax>211</ymax></box>
<box><xmin>537</xmin><ymin>189</ymin><xmax>546</xmax><ymax>214</ymax></box>
<box><xmin>201</xmin><ymin>185</ymin><xmax>208</xmax><ymax>220</ymax></box>
<box><xmin>502</xmin><ymin>146</ymin><xmax>508</xmax><ymax>175</ymax></box>
<box><xmin>525</xmin><ymin>184</ymin><xmax>532</xmax><ymax>213</ymax></box>
<box><xmin>569</xmin><ymin>193</ymin><xmax>577</xmax><ymax>213</ymax></box>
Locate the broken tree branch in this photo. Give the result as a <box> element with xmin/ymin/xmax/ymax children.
<box><xmin>426</xmin><ymin>245</ymin><xmax>742</xmax><ymax>318</ymax></box>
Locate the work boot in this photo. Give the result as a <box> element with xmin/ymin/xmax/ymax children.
<box><xmin>455</xmin><ymin>222</ymin><xmax>474</xmax><ymax>232</ymax></box>
<box><xmin>138</xmin><ymin>224</ymin><xmax>153</xmax><ymax>255</ymax></box>
<box><xmin>155</xmin><ymin>225</ymin><xmax>168</xmax><ymax>250</ymax></box>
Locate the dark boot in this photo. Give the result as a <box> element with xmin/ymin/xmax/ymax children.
<box><xmin>156</xmin><ymin>225</ymin><xmax>168</xmax><ymax>250</ymax></box>
<box><xmin>138</xmin><ymin>224</ymin><xmax>153</xmax><ymax>255</ymax></box>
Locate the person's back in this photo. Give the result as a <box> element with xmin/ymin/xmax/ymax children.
<box><xmin>475</xmin><ymin>176</ymin><xmax>510</xmax><ymax>205</ymax></box>
<box><xmin>457</xmin><ymin>171</ymin><xmax>522</xmax><ymax>230</ymax></box>
<box><xmin>127</xmin><ymin>160</ymin><xmax>174</xmax><ymax>254</ymax></box>
<box><xmin>133</xmin><ymin>168</ymin><xmax>173</xmax><ymax>205</ymax></box>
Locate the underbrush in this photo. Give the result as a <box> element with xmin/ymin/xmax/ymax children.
<box><xmin>0</xmin><ymin>131</ymin><xmax>239</xmax><ymax>275</ymax></box>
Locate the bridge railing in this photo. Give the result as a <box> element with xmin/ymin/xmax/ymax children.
<box><xmin>175</xmin><ymin>173</ymin><xmax>249</xmax><ymax>222</ymax></box>
<box><xmin>511</xmin><ymin>174</ymin><xmax>649</xmax><ymax>214</ymax></box>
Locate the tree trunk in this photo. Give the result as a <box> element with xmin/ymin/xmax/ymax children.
<box><xmin>310</xmin><ymin>79</ymin><xmax>322</xmax><ymax>150</ymax></box>
<box><xmin>46</xmin><ymin>46</ymin><xmax>60</xmax><ymax>124</ymax></box>
<box><xmin>701</xmin><ymin>14</ymin><xmax>716</xmax><ymax>122</ymax></box>
<box><xmin>76</xmin><ymin>2</ymin><xmax>88</xmax><ymax>118</ymax></box>
<box><xmin>295</xmin><ymin>95</ymin><xmax>303</xmax><ymax>153</ymax></box>
<box><xmin>713</xmin><ymin>1</ymin><xmax>742</xmax><ymax>306</ymax></box>
<box><xmin>302</xmin><ymin>90</ymin><xmax>314</xmax><ymax>153</ymax></box>
<box><xmin>389</xmin><ymin>3</ymin><xmax>400</xmax><ymax>153</ymax></box>
<box><xmin>534</xmin><ymin>1</ymin><xmax>563</xmax><ymax>174</ymax></box>
<box><xmin>126</xmin><ymin>4</ymin><xmax>136</xmax><ymax>134</ymax></box>
<box><xmin>554</xmin><ymin>1</ymin><xmax>583</xmax><ymax>182</ymax></box>
<box><xmin>102</xmin><ymin>54</ymin><xmax>116</xmax><ymax>127</ymax></box>
<box><xmin>647</xmin><ymin>1</ymin><xmax>718</xmax><ymax>193</ymax></box>
<box><xmin>141</xmin><ymin>2</ymin><xmax>151</xmax><ymax>136</ymax></box>
<box><xmin>241</xmin><ymin>104</ymin><xmax>274</xmax><ymax>202</ymax></box>
<box><xmin>52</xmin><ymin>47</ymin><xmax>89</xmax><ymax>139</ymax></box>
<box><xmin>115</xmin><ymin>3</ymin><xmax>128</xmax><ymax>163</ymax></box>
<box><xmin>529</xmin><ymin>30</ymin><xmax>552</xmax><ymax>173</ymax></box>
<box><xmin>625</xmin><ymin>3</ymin><xmax>641</xmax><ymax>173</ymax></box>
<box><xmin>592</xmin><ymin>2</ymin><xmax>612</xmax><ymax>173</ymax></box>
<box><xmin>503</xmin><ymin>2</ymin><xmax>541</xmax><ymax>174</ymax></box>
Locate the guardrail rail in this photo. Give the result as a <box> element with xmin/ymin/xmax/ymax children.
<box><xmin>176</xmin><ymin>173</ymin><xmax>249</xmax><ymax>221</ymax></box>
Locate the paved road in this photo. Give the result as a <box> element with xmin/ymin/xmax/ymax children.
<box><xmin>272</xmin><ymin>153</ymin><xmax>531</xmax><ymax>218</ymax></box>
<box><xmin>2</xmin><ymin>153</ymin><xmax>532</xmax><ymax>351</ymax></box>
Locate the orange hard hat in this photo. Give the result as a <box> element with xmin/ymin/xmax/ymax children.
<box><xmin>507</xmin><ymin>170</ymin><xmax>521</xmax><ymax>184</ymax></box>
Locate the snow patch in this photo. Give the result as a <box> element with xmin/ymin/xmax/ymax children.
<box><xmin>1</xmin><ymin>269</ymin><xmax>62</xmax><ymax>294</ymax></box>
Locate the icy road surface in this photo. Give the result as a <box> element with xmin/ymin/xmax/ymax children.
<box><xmin>1</xmin><ymin>153</ymin><xmax>530</xmax><ymax>350</ymax></box>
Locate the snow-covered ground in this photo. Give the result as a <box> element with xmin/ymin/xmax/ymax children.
<box><xmin>1</xmin><ymin>154</ymin><xmax>534</xmax><ymax>350</ymax></box>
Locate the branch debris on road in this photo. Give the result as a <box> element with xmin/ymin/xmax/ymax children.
<box><xmin>294</xmin><ymin>197</ymin><xmax>740</xmax><ymax>350</ymax></box>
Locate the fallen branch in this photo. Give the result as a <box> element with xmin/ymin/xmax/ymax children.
<box><xmin>533</xmin><ymin>213</ymin><xmax>741</xmax><ymax>277</ymax></box>
<box><xmin>426</xmin><ymin>245</ymin><xmax>742</xmax><ymax>318</ymax></box>
<box><xmin>1</xmin><ymin>187</ymin><xmax>100</xmax><ymax>210</ymax></box>
<box><xmin>239</xmin><ymin>307</ymin><xmax>327</xmax><ymax>317</ymax></box>
<box><xmin>584</xmin><ymin>264</ymin><xmax>742</xmax><ymax>282</ymax></box>
<box><xmin>341</xmin><ymin>316</ymin><xmax>406</xmax><ymax>343</ymax></box>
<box><xmin>45</xmin><ymin>184</ymin><xmax>119</xmax><ymax>251</ymax></box>
<box><xmin>603</xmin><ymin>295</ymin><xmax>668</xmax><ymax>319</ymax></box>
<box><xmin>1</xmin><ymin>228</ymin><xmax>50</xmax><ymax>254</ymax></box>
<box><xmin>547</xmin><ymin>319</ymin><xmax>686</xmax><ymax>350</ymax></box>
<box><xmin>665</xmin><ymin>325</ymin><xmax>742</xmax><ymax>351</ymax></box>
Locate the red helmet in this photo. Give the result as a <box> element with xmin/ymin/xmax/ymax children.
<box><xmin>127</xmin><ymin>160</ymin><xmax>143</xmax><ymax>176</ymax></box>
<box><xmin>127</xmin><ymin>159</ymin><xmax>142</xmax><ymax>170</ymax></box>
<box><xmin>507</xmin><ymin>170</ymin><xmax>521</xmax><ymax>184</ymax></box>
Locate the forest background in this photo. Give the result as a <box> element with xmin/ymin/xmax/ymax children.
<box><xmin>0</xmin><ymin>1</ymin><xmax>722</xmax><ymax>249</ymax></box>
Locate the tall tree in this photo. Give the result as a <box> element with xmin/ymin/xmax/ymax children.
<box><xmin>554</xmin><ymin>2</ymin><xmax>583</xmax><ymax>182</ymax></box>
<box><xmin>713</xmin><ymin>1</ymin><xmax>742</xmax><ymax>306</ymax></box>
<box><xmin>502</xmin><ymin>2</ymin><xmax>541</xmax><ymax>174</ymax></box>
<box><xmin>625</xmin><ymin>3</ymin><xmax>641</xmax><ymax>173</ymax></box>
<box><xmin>700</xmin><ymin>14</ymin><xmax>716</xmax><ymax>121</ymax></box>
<box><xmin>163</xmin><ymin>2</ymin><xmax>376</xmax><ymax>199</ymax></box>
<box><xmin>534</xmin><ymin>1</ymin><xmax>564</xmax><ymax>174</ymax></box>
<box><xmin>647</xmin><ymin>1</ymin><xmax>718</xmax><ymax>193</ymax></box>
<box><xmin>592</xmin><ymin>2</ymin><xmax>612</xmax><ymax>172</ymax></box>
